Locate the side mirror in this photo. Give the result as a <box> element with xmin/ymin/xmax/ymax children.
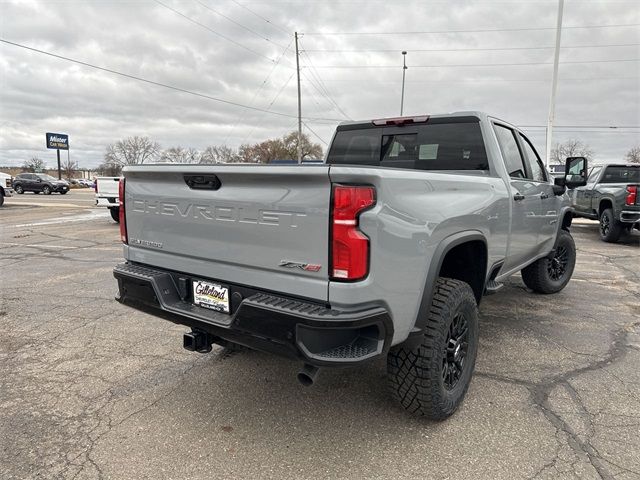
<box><xmin>36</xmin><ymin>177</ymin><xmax>42</xmax><ymax>183</ymax></box>
<box><xmin>563</xmin><ymin>156</ymin><xmax>588</xmax><ymax>189</ymax></box>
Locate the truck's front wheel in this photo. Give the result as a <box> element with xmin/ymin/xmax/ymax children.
<box><xmin>521</xmin><ymin>229</ymin><xmax>576</xmax><ymax>294</ymax></box>
<box><xmin>387</xmin><ymin>278</ymin><xmax>478</xmax><ymax>420</ymax></box>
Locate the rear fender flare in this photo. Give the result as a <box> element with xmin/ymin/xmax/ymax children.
<box><xmin>413</xmin><ymin>231</ymin><xmax>487</xmax><ymax>333</ymax></box>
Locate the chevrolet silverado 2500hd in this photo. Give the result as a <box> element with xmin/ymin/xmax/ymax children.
<box><xmin>571</xmin><ymin>163</ymin><xmax>640</xmax><ymax>242</ymax></box>
<box><xmin>113</xmin><ymin>112</ymin><xmax>587</xmax><ymax>419</ymax></box>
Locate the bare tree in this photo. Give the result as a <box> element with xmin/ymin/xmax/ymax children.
<box><xmin>282</xmin><ymin>131</ymin><xmax>323</xmax><ymax>160</ymax></box>
<box><xmin>22</xmin><ymin>156</ymin><xmax>46</xmax><ymax>172</ymax></box>
<box><xmin>238</xmin><ymin>138</ymin><xmax>286</xmax><ymax>163</ymax></box>
<box><xmin>624</xmin><ymin>146</ymin><xmax>640</xmax><ymax>164</ymax></box>
<box><xmin>104</xmin><ymin>136</ymin><xmax>160</xmax><ymax>167</ymax></box>
<box><xmin>160</xmin><ymin>147</ymin><xmax>200</xmax><ymax>164</ymax></box>
<box><xmin>199</xmin><ymin>145</ymin><xmax>240</xmax><ymax>164</ymax></box>
<box><xmin>550</xmin><ymin>140</ymin><xmax>594</xmax><ymax>165</ymax></box>
<box><xmin>236</xmin><ymin>131</ymin><xmax>324</xmax><ymax>163</ymax></box>
<box><xmin>61</xmin><ymin>157</ymin><xmax>78</xmax><ymax>180</ymax></box>
<box><xmin>95</xmin><ymin>162</ymin><xmax>122</xmax><ymax>176</ymax></box>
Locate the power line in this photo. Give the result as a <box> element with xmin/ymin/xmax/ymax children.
<box><xmin>302</xmin><ymin>23</ymin><xmax>640</xmax><ymax>36</ymax></box>
<box><xmin>194</xmin><ymin>0</ymin><xmax>289</xmax><ymax>50</ymax></box>
<box><xmin>223</xmin><ymin>38</ymin><xmax>294</xmax><ymax>144</ymax></box>
<box><xmin>299</xmin><ymin>40</ymin><xmax>351</xmax><ymax>120</ymax></box>
<box><xmin>310</xmin><ymin>58</ymin><xmax>640</xmax><ymax>68</ymax></box>
<box><xmin>303</xmin><ymin>42</ymin><xmax>640</xmax><ymax>53</ymax></box>
<box><xmin>0</xmin><ymin>39</ymin><xmax>343</xmax><ymax>122</ymax></box>
<box><xmin>228</xmin><ymin>0</ymin><xmax>290</xmax><ymax>34</ymax></box>
<box><xmin>302</xmin><ymin>66</ymin><xmax>351</xmax><ymax>119</ymax></box>
<box><xmin>267</xmin><ymin>71</ymin><xmax>296</xmax><ymax>109</ymax></box>
<box><xmin>154</xmin><ymin>0</ymin><xmax>280</xmax><ymax>63</ymax></box>
<box><xmin>303</xmin><ymin>121</ymin><xmax>329</xmax><ymax>146</ymax></box>
<box><xmin>314</xmin><ymin>75</ymin><xmax>640</xmax><ymax>84</ymax></box>
<box><xmin>301</xmin><ymin>69</ymin><xmax>349</xmax><ymax>119</ymax></box>
<box><xmin>240</xmin><ymin>72</ymin><xmax>296</xmax><ymax>145</ymax></box>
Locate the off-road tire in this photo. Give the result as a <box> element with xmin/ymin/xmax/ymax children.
<box><xmin>15</xmin><ymin>185</ymin><xmax>24</xmax><ymax>194</ymax></box>
<box><xmin>42</xmin><ymin>185</ymin><xmax>52</xmax><ymax>195</ymax></box>
<box><xmin>387</xmin><ymin>278</ymin><xmax>479</xmax><ymax>420</ymax></box>
<box><xmin>599</xmin><ymin>208</ymin><xmax>622</xmax><ymax>243</ymax></box>
<box><xmin>0</xmin><ymin>191</ymin><xmax>4</xmax><ymax>207</ymax></box>
<box><xmin>521</xmin><ymin>229</ymin><xmax>576</xmax><ymax>294</ymax></box>
<box><xmin>109</xmin><ymin>207</ymin><xmax>120</xmax><ymax>223</ymax></box>
<box><xmin>60</xmin><ymin>191</ymin><xmax>67</xmax><ymax>195</ymax></box>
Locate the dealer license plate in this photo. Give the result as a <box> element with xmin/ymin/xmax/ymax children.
<box><xmin>192</xmin><ymin>280</ymin><xmax>230</xmax><ymax>313</ymax></box>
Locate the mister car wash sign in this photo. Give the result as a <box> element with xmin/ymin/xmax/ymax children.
<box><xmin>46</xmin><ymin>132</ymin><xmax>69</xmax><ymax>150</ymax></box>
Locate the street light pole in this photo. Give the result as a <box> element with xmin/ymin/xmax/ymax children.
<box><xmin>295</xmin><ymin>31</ymin><xmax>302</xmax><ymax>164</ymax></box>
<box><xmin>400</xmin><ymin>51</ymin><xmax>407</xmax><ymax>116</ymax></box>
<box><xmin>545</xmin><ymin>0</ymin><xmax>564</xmax><ymax>166</ymax></box>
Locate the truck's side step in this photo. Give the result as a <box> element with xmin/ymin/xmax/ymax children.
<box><xmin>317</xmin><ymin>337</ymin><xmax>378</xmax><ymax>360</ymax></box>
<box><xmin>484</xmin><ymin>280</ymin><xmax>504</xmax><ymax>295</ymax></box>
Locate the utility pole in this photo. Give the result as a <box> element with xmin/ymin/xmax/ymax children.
<box><xmin>545</xmin><ymin>0</ymin><xmax>564</xmax><ymax>166</ymax></box>
<box><xmin>295</xmin><ymin>32</ymin><xmax>302</xmax><ymax>163</ymax></box>
<box><xmin>400</xmin><ymin>51</ymin><xmax>407</xmax><ymax>115</ymax></box>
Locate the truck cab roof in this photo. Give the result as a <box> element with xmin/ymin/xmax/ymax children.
<box><xmin>337</xmin><ymin>111</ymin><xmax>521</xmax><ymax>132</ymax></box>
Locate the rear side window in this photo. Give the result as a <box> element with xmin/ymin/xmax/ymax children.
<box><xmin>328</xmin><ymin>129</ymin><xmax>381</xmax><ymax>166</ymax></box>
<box><xmin>493</xmin><ymin>125</ymin><xmax>526</xmax><ymax>179</ymax></box>
<box><xmin>600</xmin><ymin>166</ymin><xmax>639</xmax><ymax>183</ymax></box>
<box><xmin>327</xmin><ymin>122</ymin><xmax>488</xmax><ymax>171</ymax></box>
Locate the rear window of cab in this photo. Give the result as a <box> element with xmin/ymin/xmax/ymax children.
<box><xmin>327</xmin><ymin>122</ymin><xmax>489</xmax><ymax>171</ymax></box>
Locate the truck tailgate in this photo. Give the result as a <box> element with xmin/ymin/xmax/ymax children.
<box><xmin>123</xmin><ymin>165</ymin><xmax>331</xmax><ymax>301</ymax></box>
<box><xmin>96</xmin><ymin>177</ymin><xmax>120</xmax><ymax>196</ymax></box>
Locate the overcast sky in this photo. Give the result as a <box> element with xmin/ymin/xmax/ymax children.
<box><xmin>1</xmin><ymin>0</ymin><xmax>638</xmax><ymax>169</ymax></box>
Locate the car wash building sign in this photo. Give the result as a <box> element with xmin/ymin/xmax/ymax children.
<box><xmin>46</xmin><ymin>132</ymin><xmax>69</xmax><ymax>179</ymax></box>
<box><xmin>46</xmin><ymin>133</ymin><xmax>69</xmax><ymax>150</ymax></box>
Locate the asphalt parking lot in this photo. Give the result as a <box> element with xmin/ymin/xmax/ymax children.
<box><xmin>1</xmin><ymin>189</ymin><xmax>639</xmax><ymax>480</ymax></box>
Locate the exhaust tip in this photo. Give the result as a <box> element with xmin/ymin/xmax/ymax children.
<box><xmin>297</xmin><ymin>364</ymin><xmax>319</xmax><ymax>387</ymax></box>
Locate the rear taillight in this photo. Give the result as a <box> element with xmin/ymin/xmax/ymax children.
<box><xmin>94</xmin><ymin>180</ymin><xmax>98</xmax><ymax>193</ymax></box>
<box><xmin>331</xmin><ymin>185</ymin><xmax>376</xmax><ymax>281</ymax></box>
<box><xmin>119</xmin><ymin>178</ymin><xmax>127</xmax><ymax>244</ymax></box>
<box><xmin>626</xmin><ymin>185</ymin><xmax>638</xmax><ymax>206</ymax></box>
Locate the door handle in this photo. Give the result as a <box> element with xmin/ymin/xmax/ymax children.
<box><xmin>513</xmin><ymin>193</ymin><xmax>525</xmax><ymax>201</ymax></box>
<box><xmin>540</xmin><ymin>192</ymin><xmax>549</xmax><ymax>200</ymax></box>
<box><xmin>184</xmin><ymin>175</ymin><xmax>221</xmax><ymax>190</ymax></box>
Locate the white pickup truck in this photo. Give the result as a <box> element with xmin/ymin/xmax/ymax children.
<box><xmin>0</xmin><ymin>172</ymin><xmax>14</xmax><ymax>207</ymax></box>
<box><xmin>95</xmin><ymin>176</ymin><xmax>121</xmax><ymax>222</ymax></box>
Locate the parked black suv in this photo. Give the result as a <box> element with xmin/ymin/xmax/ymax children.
<box><xmin>13</xmin><ymin>173</ymin><xmax>70</xmax><ymax>195</ymax></box>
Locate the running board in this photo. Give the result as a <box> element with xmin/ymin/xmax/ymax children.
<box><xmin>484</xmin><ymin>280</ymin><xmax>504</xmax><ymax>295</ymax></box>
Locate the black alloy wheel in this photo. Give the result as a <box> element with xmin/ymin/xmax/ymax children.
<box><xmin>547</xmin><ymin>245</ymin><xmax>568</xmax><ymax>281</ymax></box>
<box><xmin>443</xmin><ymin>312</ymin><xmax>469</xmax><ymax>390</ymax></box>
<box><xmin>600</xmin><ymin>213</ymin><xmax>610</xmax><ymax>237</ymax></box>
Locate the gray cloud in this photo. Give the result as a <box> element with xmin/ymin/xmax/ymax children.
<box><xmin>0</xmin><ymin>0</ymin><xmax>638</xmax><ymax>169</ymax></box>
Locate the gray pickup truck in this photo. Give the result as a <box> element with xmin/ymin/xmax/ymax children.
<box><xmin>571</xmin><ymin>163</ymin><xmax>640</xmax><ymax>242</ymax></box>
<box><xmin>113</xmin><ymin>112</ymin><xmax>587</xmax><ymax>419</ymax></box>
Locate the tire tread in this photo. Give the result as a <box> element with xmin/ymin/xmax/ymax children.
<box><xmin>387</xmin><ymin>278</ymin><xmax>478</xmax><ymax>420</ymax></box>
